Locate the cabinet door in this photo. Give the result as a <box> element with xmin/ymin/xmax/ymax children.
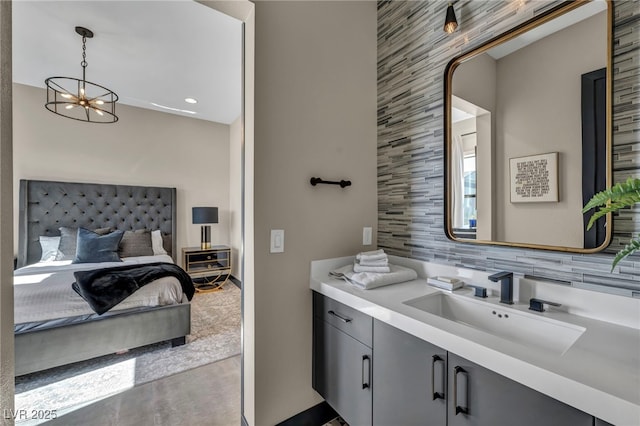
<box><xmin>447</xmin><ymin>353</ymin><xmax>593</xmax><ymax>426</ymax></box>
<box><xmin>373</xmin><ymin>320</ymin><xmax>446</xmax><ymax>426</ymax></box>
<box><xmin>313</xmin><ymin>291</ymin><xmax>373</xmax><ymax>347</ymax></box>
<box><xmin>313</xmin><ymin>318</ymin><xmax>372</xmax><ymax>426</ymax></box>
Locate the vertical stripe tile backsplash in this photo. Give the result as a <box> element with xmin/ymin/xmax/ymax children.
<box><xmin>377</xmin><ymin>0</ymin><xmax>640</xmax><ymax>295</ymax></box>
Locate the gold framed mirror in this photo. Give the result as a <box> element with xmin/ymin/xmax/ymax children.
<box><xmin>444</xmin><ymin>0</ymin><xmax>612</xmax><ymax>253</ymax></box>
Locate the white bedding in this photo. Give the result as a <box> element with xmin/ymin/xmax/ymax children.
<box><xmin>14</xmin><ymin>255</ymin><xmax>188</xmax><ymax>326</ymax></box>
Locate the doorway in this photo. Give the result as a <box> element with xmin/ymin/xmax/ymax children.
<box><xmin>0</xmin><ymin>0</ymin><xmax>255</xmax><ymax>423</ymax></box>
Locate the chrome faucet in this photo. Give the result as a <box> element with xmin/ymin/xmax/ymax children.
<box><xmin>488</xmin><ymin>271</ymin><xmax>513</xmax><ymax>305</ymax></box>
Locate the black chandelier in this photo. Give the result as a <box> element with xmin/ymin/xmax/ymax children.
<box><xmin>45</xmin><ymin>26</ymin><xmax>118</xmax><ymax>123</ymax></box>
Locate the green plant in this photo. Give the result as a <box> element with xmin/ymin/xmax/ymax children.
<box><xmin>582</xmin><ymin>177</ymin><xmax>640</xmax><ymax>271</ymax></box>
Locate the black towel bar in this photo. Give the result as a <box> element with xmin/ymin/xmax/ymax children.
<box><xmin>310</xmin><ymin>177</ymin><xmax>352</xmax><ymax>188</ymax></box>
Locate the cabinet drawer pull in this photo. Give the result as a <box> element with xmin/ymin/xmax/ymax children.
<box><xmin>362</xmin><ymin>355</ymin><xmax>371</xmax><ymax>389</ymax></box>
<box><xmin>453</xmin><ymin>366</ymin><xmax>469</xmax><ymax>415</ymax></box>
<box><xmin>207</xmin><ymin>255</ymin><xmax>212</xmax><ymax>260</ymax></box>
<box><xmin>431</xmin><ymin>355</ymin><xmax>445</xmax><ymax>400</ymax></box>
<box><xmin>327</xmin><ymin>310</ymin><xmax>352</xmax><ymax>323</ymax></box>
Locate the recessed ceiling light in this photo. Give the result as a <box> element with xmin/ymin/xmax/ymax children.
<box><xmin>184</xmin><ymin>98</ymin><xmax>198</xmax><ymax>104</ymax></box>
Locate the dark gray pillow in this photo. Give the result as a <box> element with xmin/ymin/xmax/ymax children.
<box><xmin>73</xmin><ymin>228</ymin><xmax>124</xmax><ymax>264</ymax></box>
<box><xmin>56</xmin><ymin>227</ymin><xmax>112</xmax><ymax>260</ymax></box>
<box><xmin>118</xmin><ymin>229</ymin><xmax>154</xmax><ymax>258</ymax></box>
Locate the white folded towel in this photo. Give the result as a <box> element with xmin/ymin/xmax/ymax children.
<box><xmin>353</xmin><ymin>264</ymin><xmax>391</xmax><ymax>273</ymax></box>
<box><xmin>356</xmin><ymin>249</ymin><xmax>388</xmax><ymax>263</ymax></box>
<box><xmin>354</xmin><ymin>248</ymin><xmax>389</xmax><ymax>272</ymax></box>
<box><xmin>329</xmin><ymin>263</ymin><xmax>418</xmax><ymax>290</ymax></box>
<box><xmin>355</xmin><ymin>258</ymin><xmax>389</xmax><ymax>267</ymax></box>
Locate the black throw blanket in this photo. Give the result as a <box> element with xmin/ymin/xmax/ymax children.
<box><xmin>72</xmin><ymin>262</ymin><xmax>196</xmax><ymax>315</ymax></box>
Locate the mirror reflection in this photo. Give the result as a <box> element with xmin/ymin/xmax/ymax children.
<box><xmin>445</xmin><ymin>0</ymin><xmax>611</xmax><ymax>252</ymax></box>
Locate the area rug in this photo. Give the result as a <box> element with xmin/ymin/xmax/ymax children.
<box><xmin>14</xmin><ymin>284</ymin><xmax>241</xmax><ymax>424</ymax></box>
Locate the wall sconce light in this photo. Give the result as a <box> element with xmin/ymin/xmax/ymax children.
<box><xmin>444</xmin><ymin>2</ymin><xmax>458</xmax><ymax>34</ymax></box>
<box><xmin>192</xmin><ymin>207</ymin><xmax>218</xmax><ymax>249</ymax></box>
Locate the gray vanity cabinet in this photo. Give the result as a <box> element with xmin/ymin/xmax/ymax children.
<box><xmin>372</xmin><ymin>319</ymin><xmax>447</xmax><ymax>426</ymax></box>
<box><xmin>447</xmin><ymin>352</ymin><xmax>593</xmax><ymax>426</ymax></box>
<box><xmin>312</xmin><ymin>292</ymin><xmax>373</xmax><ymax>426</ymax></box>
<box><xmin>313</xmin><ymin>292</ymin><xmax>598</xmax><ymax>426</ymax></box>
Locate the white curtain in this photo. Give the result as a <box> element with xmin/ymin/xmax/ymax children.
<box><xmin>451</xmin><ymin>134</ymin><xmax>465</xmax><ymax>229</ymax></box>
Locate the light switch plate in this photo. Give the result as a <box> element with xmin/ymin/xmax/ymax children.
<box><xmin>363</xmin><ymin>227</ymin><xmax>372</xmax><ymax>245</ymax></box>
<box><xmin>270</xmin><ymin>229</ymin><xmax>284</xmax><ymax>253</ymax></box>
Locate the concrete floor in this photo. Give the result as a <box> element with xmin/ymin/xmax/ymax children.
<box><xmin>45</xmin><ymin>355</ymin><xmax>241</xmax><ymax>426</ymax></box>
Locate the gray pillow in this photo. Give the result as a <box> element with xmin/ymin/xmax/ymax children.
<box><xmin>56</xmin><ymin>227</ymin><xmax>112</xmax><ymax>260</ymax></box>
<box><xmin>73</xmin><ymin>228</ymin><xmax>124</xmax><ymax>264</ymax></box>
<box><xmin>118</xmin><ymin>229</ymin><xmax>154</xmax><ymax>258</ymax></box>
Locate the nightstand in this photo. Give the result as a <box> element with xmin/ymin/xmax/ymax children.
<box><xmin>182</xmin><ymin>245</ymin><xmax>231</xmax><ymax>292</ymax></box>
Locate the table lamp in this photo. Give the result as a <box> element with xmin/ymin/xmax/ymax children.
<box><xmin>192</xmin><ymin>207</ymin><xmax>218</xmax><ymax>249</ymax></box>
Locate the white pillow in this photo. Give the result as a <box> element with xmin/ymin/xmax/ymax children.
<box><xmin>39</xmin><ymin>236</ymin><xmax>61</xmax><ymax>262</ymax></box>
<box><xmin>151</xmin><ymin>230</ymin><xmax>168</xmax><ymax>255</ymax></box>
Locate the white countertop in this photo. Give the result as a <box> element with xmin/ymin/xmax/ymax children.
<box><xmin>310</xmin><ymin>256</ymin><xmax>640</xmax><ymax>426</ymax></box>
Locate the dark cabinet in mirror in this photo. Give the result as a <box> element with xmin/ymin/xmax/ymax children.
<box><xmin>444</xmin><ymin>0</ymin><xmax>612</xmax><ymax>253</ymax></box>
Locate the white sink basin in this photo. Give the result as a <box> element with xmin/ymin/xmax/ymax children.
<box><xmin>403</xmin><ymin>292</ymin><xmax>585</xmax><ymax>355</ymax></box>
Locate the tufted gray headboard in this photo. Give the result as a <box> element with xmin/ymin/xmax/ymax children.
<box><xmin>17</xmin><ymin>179</ymin><xmax>177</xmax><ymax>267</ymax></box>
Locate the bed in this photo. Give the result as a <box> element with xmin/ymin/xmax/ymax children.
<box><xmin>14</xmin><ymin>179</ymin><xmax>193</xmax><ymax>376</ymax></box>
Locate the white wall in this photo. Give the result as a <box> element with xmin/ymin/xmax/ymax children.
<box><xmin>251</xmin><ymin>1</ymin><xmax>377</xmax><ymax>423</ymax></box>
<box><xmin>453</xmin><ymin>52</ymin><xmax>497</xmax><ymax>112</ymax></box>
<box><xmin>230</xmin><ymin>115</ymin><xmax>242</xmax><ymax>278</ymax></box>
<box><xmin>12</xmin><ymin>83</ymin><xmax>232</xmax><ymax>261</ymax></box>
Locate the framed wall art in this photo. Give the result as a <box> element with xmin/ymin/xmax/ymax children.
<box><xmin>509</xmin><ymin>152</ymin><xmax>559</xmax><ymax>203</ymax></box>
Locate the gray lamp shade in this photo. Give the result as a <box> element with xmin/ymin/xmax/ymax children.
<box><xmin>192</xmin><ymin>207</ymin><xmax>218</xmax><ymax>224</ymax></box>
<box><xmin>193</xmin><ymin>207</ymin><xmax>218</xmax><ymax>249</ymax></box>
